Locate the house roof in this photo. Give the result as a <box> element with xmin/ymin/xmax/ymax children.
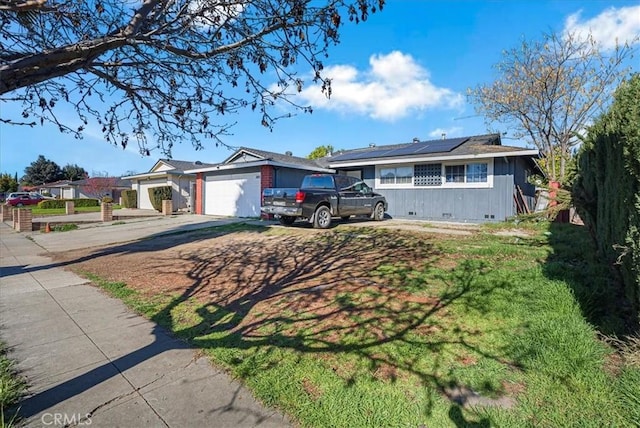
<box><xmin>39</xmin><ymin>178</ymin><xmax>130</xmax><ymax>188</ymax></box>
<box><xmin>326</xmin><ymin>134</ymin><xmax>539</xmax><ymax>167</ymax></box>
<box><xmin>123</xmin><ymin>158</ymin><xmax>216</xmax><ymax>180</ymax></box>
<box><xmin>71</xmin><ymin>177</ymin><xmax>131</xmax><ymax>188</ymax></box>
<box><xmin>39</xmin><ymin>180</ymin><xmax>73</xmax><ymax>188</ymax></box>
<box><xmin>186</xmin><ymin>147</ymin><xmax>333</xmax><ymax>173</ymax></box>
<box><xmin>233</xmin><ymin>147</ymin><xmax>327</xmax><ymax>170</ymax></box>
<box><xmin>155</xmin><ymin>158</ymin><xmax>216</xmax><ymax>172</ymax></box>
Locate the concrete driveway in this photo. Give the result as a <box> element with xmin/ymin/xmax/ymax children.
<box><xmin>0</xmin><ymin>216</ymin><xmax>290</xmax><ymax>427</ymax></box>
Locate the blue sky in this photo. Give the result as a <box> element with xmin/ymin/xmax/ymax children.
<box><xmin>1</xmin><ymin>0</ymin><xmax>639</xmax><ymax>178</ymax></box>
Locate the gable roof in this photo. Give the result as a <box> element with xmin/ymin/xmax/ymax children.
<box><xmin>230</xmin><ymin>147</ymin><xmax>327</xmax><ymax>170</ymax></box>
<box><xmin>326</xmin><ymin>134</ymin><xmax>539</xmax><ymax>167</ymax></box>
<box><xmin>39</xmin><ymin>178</ymin><xmax>130</xmax><ymax>188</ymax></box>
<box><xmin>155</xmin><ymin>158</ymin><xmax>216</xmax><ymax>172</ymax></box>
<box><xmin>123</xmin><ymin>158</ymin><xmax>216</xmax><ymax>180</ymax></box>
<box><xmin>39</xmin><ymin>180</ymin><xmax>74</xmax><ymax>188</ymax></box>
<box><xmin>186</xmin><ymin>147</ymin><xmax>333</xmax><ymax>173</ymax></box>
<box><xmin>70</xmin><ymin>177</ymin><xmax>131</xmax><ymax>187</ymax></box>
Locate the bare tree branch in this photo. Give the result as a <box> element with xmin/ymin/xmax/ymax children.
<box><xmin>0</xmin><ymin>0</ymin><xmax>386</xmax><ymax>156</ymax></box>
<box><xmin>468</xmin><ymin>31</ymin><xmax>636</xmax><ymax>182</ymax></box>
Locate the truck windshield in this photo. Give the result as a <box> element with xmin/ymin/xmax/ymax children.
<box><xmin>301</xmin><ymin>175</ymin><xmax>334</xmax><ymax>189</ymax></box>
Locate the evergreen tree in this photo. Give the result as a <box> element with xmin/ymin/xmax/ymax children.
<box><xmin>22</xmin><ymin>155</ymin><xmax>63</xmax><ymax>185</ymax></box>
<box><xmin>574</xmin><ymin>73</ymin><xmax>640</xmax><ymax>322</ymax></box>
<box><xmin>307</xmin><ymin>145</ymin><xmax>335</xmax><ymax>160</ymax></box>
<box><xmin>0</xmin><ymin>173</ymin><xmax>19</xmax><ymax>192</ymax></box>
<box><xmin>62</xmin><ymin>164</ymin><xmax>88</xmax><ymax>181</ymax></box>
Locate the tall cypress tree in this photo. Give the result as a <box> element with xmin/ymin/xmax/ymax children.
<box><xmin>574</xmin><ymin>73</ymin><xmax>640</xmax><ymax>321</ymax></box>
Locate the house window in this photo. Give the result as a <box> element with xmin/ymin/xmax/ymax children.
<box><xmin>414</xmin><ymin>163</ymin><xmax>442</xmax><ymax>186</ymax></box>
<box><xmin>445</xmin><ymin>163</ymin><xmax>488</xmax><ymax>183</ymax></box>
<box><xmin>380</xmin><ymin>166</ymin><xmax>413</xmax><ymax>184</ymax></box>
<box><xmin>466</xmin><ymin>163</ymin><xmax>488</xmax><ymax>182</ymax></box>
<box><xmin>445</xmin><ymin>165</ymin><xmax>465</xmax><ymax>183</ymax></box>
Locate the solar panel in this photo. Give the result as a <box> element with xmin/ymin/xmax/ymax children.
<box><xmin>331</xmin><ymin>149</ymin><xmax>393</xmax><ymax>161</ymax></box>
<box><xmin>330</xmin><ymin>138</ymin><xmax>469</xmax><ymax>162</ymax></box>
<box><xmin>412</xmin><ymin>138</ymin><xmax>468</xmax><ymax>155</ymax></box>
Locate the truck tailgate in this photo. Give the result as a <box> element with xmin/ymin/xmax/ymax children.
<box><xmin>262</xmin><ymin>188</ymin><xmax>299</xmax><ymax>208</ymax></box>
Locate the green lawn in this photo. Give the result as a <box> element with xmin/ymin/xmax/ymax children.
<box><xmin>0</xmin><ymin>341</ymin><xmax>26</xmax><ymax>427</ymax></box>
<box><xmin>83</xmin><ymin>221</ymin><xmax>640</xmax><ymax>427</ymax></box>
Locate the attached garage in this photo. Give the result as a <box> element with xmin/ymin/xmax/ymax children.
<box><xmin>123</xmin><ymin>159</ymin><xmax>212</xmax><ymax>212</ymax></box>
<box><xmin>186</xmin><ymin>147</ymin><xmax>334</xmax><ymax>217</ymax></box>
<box><xmin>204</xmin><ymin>172</ymin><xmax>261</xmax><ymax>217</ymax></box>
<box><xmin>138</xmin><ymin>179</ymin><xmax>167</xmax><ymax>210</ymax></box>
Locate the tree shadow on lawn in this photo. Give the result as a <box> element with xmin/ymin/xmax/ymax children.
<box><xmin>0</xmin><ymin>222</ymin><xmax>257</xmax><ymax>277</ymax></box>
<box><xmin>146</xmin><ymin>228</ymin><xmax>515</xmax><ymax>420</ymax></box>
<box><xmin>15</xmin><ymin>226</ymin><xmax>514</xmax><ymax>425</ymax></box>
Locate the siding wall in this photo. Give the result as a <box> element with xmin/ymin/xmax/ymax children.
<box><xmin>274</xmin><ymin>167</ymin><xmax>312</xmax><ymax>188</ymax></box>
<box><xmin>169</xmin><ymin>175</ymin><xmax>193</xmax><ymax>210</ymax></box>
<box><xmin>336</xmin><ymin>159</ymin><xmax>526</xmax><ymax>223</ymax></box>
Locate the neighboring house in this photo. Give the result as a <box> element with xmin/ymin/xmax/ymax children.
<box><xmin>38</xmin><ymin>178</ymin><xmax>130</xmax><ymax>200</ymax></box>
<box><xmin>123</xmin><ymin>159</ymin><xmax>214</xmax><ymax>211</ymax></box>
<box><xmin>36</xmin><ymin>180</ymin><xmax>72</xmax><ymax>198</ymax></box>
<box><xmin>185</xmin><ymin>147</ymin><xmax>333</xmax><ymax>217</ymax></box>
<box><xmin>321</xmin><ymin>133</ymin><xmax>540</xmax><ymax>223</ymax></box>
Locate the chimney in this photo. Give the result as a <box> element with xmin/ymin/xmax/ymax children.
<box><xmin>412</xmin><ymin>137</ymin><xmax>420</xmax><ymax>144</ymax></box>
<box><xmin>285</xmin><ymin>151</ymin><xmax>293</xmax><ymax>156</ymax></box>
<box><xmin>441</xmin><ymin>133</ymin><xmax>446</xmax><ymax>140</ymax></box>
<box><xmin>369</xmin><ymin>143</ymin><xmax>376</xmax><ymax>147</ymax></box>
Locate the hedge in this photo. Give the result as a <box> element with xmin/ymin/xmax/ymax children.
<box><xmin>148</xmin><ymin>186</ymin><xmax>172</xmax><ymax>212</ymax></box>
<box><xmin>121</xmin><ymin>189</ymin><xmax>137</xmax><ymax>208</ymax></box>
<box><xmin>38</xmin><ymin>198</ymin><xmax>100</xmax><ymax>209</ymax></box>
<box><xmin>573</xmin><ymin>73</ymin><xmax>640</xmax><ymax>321</ymax></box>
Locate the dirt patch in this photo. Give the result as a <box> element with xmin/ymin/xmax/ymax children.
<box><xmin>302</xmin><ymin>378</ymin><xmax>323</xmax><ymax>401</ymax></box>
<box><xmin>50</xmin><ymin>227</ymin><xmax>450</xmax><ymax>349</ymax></box>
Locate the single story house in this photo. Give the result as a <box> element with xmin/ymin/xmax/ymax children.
<box><xmin>38</xmin><ymin>178</ymin><xmax>131</xmax><ymax>200</ymax></box>
<box><xmin>185</xmin><ymin>147</ymin><xmax>333</xmax><ymax>217</ymax></box>
<box><xmin>34</xmin><ymin>180</ymin><xmax>72</xmax><ymax>198</ymax></box>
<box><xmin>321</xmin><ymin>133</ymin><xmax>540</xmax><ymax>222</ymax></box>
<box><xmin>123</xmin><ymin>159</ymin><xmax>213</xmax><ymax>211</ymax></box>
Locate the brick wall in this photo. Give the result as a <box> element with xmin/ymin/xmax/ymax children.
<box><xmin>260</xmin><ymin>165</ymin><xmax>275</xmax><ymax>219</ymax></box>
<box><xmin>195</xmin><ymin>172</ymin><xmax>203</xmax><ymax>214</ymax></box>
<box><xmin>260</xmin><ymin>165</ymin><xmax>274</xmax><ymax>192</ymax></box>
<box><xmin>15</xmin><ymin>208</ymin><xmax>32</xmax><ymax>232</ymax></box>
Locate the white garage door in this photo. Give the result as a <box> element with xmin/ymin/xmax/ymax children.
<box><xmin>139</xmin><ymin>179</ymin><xmax>167</xmax><ymax>210</ymax></box>
<box><xmin>204</xmin><ymin>172</ymin><xmax>261</xmax><ymax>217</ymax></box>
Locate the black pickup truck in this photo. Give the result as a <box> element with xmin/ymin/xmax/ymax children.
<box><xmin>261</xmin><ymin>174</ymin><xmax>387</xmax><ymax>229</ymax></box>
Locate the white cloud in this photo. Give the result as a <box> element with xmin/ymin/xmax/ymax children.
<box><xmin>428</xmin><ymin>127</ymin><xmax>463</xmax><ymax>139</ymax></box>
<box><xmin>296</xmin><ymin>51</ymin><xmax>463</xmax><ymax>121</ymax></box>
<box><xmin>564</xmin><ymin>5</ymin><xmax>640</xmax><ymax>50</ymax></box>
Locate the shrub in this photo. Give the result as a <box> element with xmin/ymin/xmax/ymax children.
<box><xmin>148</xmin><ymin>186</ymin><xmax>172</xmax><ymax>212</ymax></box>
<box><xmin>121</xmin><ymin>189</ymin><xmax>137</xmax><ymax>208</ymax></box>
<box><xmin>38</xmin><ymin>198</ymin><xmax>100</xmax><ymax>209</ymax></box>
<box><xmin>102</xmin><ymin>196</ymin><xmax>114</xmax><ymax>204</ymax></box>
<box><xmin>52</xmin><ymin>223</ymin><xmax>78</xmax><ymax>232</ymax></box>
<box><xmin>573</xmin><ymin>73</ymin><xmax>640</xmax><ymax>321</ymax></box>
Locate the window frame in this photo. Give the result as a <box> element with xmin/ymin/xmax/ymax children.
<box><xmin>377</xmin><ymin>164</ymin><xmax>415</xmax><ymax>189</ymax></box>
<box><xmin>376</xmin><ymin>160</ymin><xmax>493</xmax><ymax>189</ymax></box>
<box><xmin>441</xmin><ymin>161</ymin><xmax>492</xmax><ymax>188</ymax></box>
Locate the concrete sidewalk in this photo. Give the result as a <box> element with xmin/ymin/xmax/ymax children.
<box><xmin>0</xmin><ymin>221</ymin><xmax>290</xmax><ymax>428</ymax></box>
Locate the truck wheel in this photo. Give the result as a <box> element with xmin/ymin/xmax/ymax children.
<box><xmin>373</xmin><ymin>202</ymin><xmax>385</xmax><ymax>221</ymax></box>
<box><xmin>313</xmin><ymin>206</ymin><xmax>332</xmax><ymax>229</ymax></box>
<box><xmin>279</xmin><ymin>216</ymin><xmax>296</xmax><ymax>226</ymax></box>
